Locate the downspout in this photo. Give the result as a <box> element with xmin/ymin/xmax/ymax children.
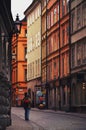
<box><xmin>46</xmin><ymin>0</ymin><xmax>48</xmax><ymax>109</ymax></box>
<box><xmin>16</xmin><ymin>34</ymin><xmax>18</xmax><ymax>106</ymax></box>
<box><xmin>69</xmin><ymin>0</ymin><xmax>71</xmax><ymax>112</ymax></box>
<box><xmin>58</xmin><ymin>0</ymin><xmax>61</xmax><ymax>110</ymax></box>
<box><xmin>40</xmin><ymin>0</ymin><xmax>42</xmax><ymax>87</ymax></box>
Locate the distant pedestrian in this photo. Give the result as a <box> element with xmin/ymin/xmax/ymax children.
<box><xmin>23</xmin><ymin>92</ymin><xmax>31</xmax><ymax>121</ymax></box>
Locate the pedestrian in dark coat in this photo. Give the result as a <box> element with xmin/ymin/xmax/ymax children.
<box><xmin>23</xmin><ymin>92</ymin><xmax>31</xmax><ymax>121</ymax></box>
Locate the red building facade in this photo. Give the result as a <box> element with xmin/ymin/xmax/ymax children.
<box><xmin>59</xmin><ymin>0</ymin><xmax>70</xmax><ymax>111</ymax></box>
<box><xmin>41</xmin><ymin>0</ymin><xmax>70</xmax><ymax>111</ymax></box>
<box><xmin>47</xmin><ymin>0</ymin><xmax>60</xmax><ymax>109</ymax></box>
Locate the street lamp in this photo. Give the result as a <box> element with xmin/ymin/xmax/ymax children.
<box><xmin>14</xmin><ymin>14</ymin><xmax>22</xmax><ymax>34</ymax></box>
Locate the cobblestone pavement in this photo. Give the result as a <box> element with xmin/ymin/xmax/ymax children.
<box><xmin>6</xmin><ymin>114</ymin><xmax>32</xmax><ymax>130</ymax></box>
<box><xmin>6</xmin><ymin>107</ymin><xmax>86</xmax><ymax>130</ymax></box>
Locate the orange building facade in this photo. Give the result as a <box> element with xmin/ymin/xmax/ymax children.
<box><xmin>12</xmin><ymin>17</ymin><xmax>27</xmax><ymax>106</ymax></box>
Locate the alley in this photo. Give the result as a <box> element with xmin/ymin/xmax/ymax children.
<box><xmin>7</xmin><ymin>107</ymin><xmax>86</xmax><ymax>130</ymax></box>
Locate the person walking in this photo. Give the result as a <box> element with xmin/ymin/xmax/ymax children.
<box><xmin>23</xmin><ymin>92</ymin><xmax>31</xmax><ymax>121</ymax></box>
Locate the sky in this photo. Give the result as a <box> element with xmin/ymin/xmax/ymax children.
<box><xmin>11</xmin><ymin>0</ymin><xmax>33</xmax><ymax>20</ymax></box>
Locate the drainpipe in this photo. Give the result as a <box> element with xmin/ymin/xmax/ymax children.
<box><xmin>46</xmin><ymin>0</ymin><xmax>48</xmax><ymax>109</ymax></box>
<box><xmin>69</xmin><ymin>0</ymin><xmax>71</xmax><ymax>112</ymax></box>
<box><xmin>58</xmin><ymin>0</ymin><xmax>61</xmax><ymax>110</ymax></box>
<box><xmin>39</xmin><ymin>0</ymin><xmax>42</xmax><ymax>88</ymax></box>
<box><xmin>16</xmin><ymin>34</ymin><xmax>18</xmax><ymax>107</ymax></box>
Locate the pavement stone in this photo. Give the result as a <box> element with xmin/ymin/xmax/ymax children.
<box><xmin>31</xmin><ymin>108</ymin><xmax>86</xmax><ymax>119</ymax></box>
<box><xmin>6</xmin><ymin>114</ymin><xmax>32</xmax><ymax>130</ymax></box>
<box><xmin>6</xmin><ymin>107</ymin><xmax>86</xmax><ymax>130</ymax></box>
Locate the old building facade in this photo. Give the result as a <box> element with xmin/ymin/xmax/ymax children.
<box><xmin>46</xmin><ymin>0</ymin><xmax>60</xmax><ymax>109</ymax></box>
<box><xmin>25</xmin><ymin>0</ymin><xmax>86</xmax><ymax>112</ymax></box>
<box><xmin>0</xmin><ymin>0</ymin><xmax>14</xmax><ymax>129</ymax></box>
<box><xmin>41</xmin><ymin>0</ymin><xmax>47</xmax><ymax>107</ymax></box>
<box><xmin>24</xmin><ymin>0</ymin><xmax>41</xmax><ymax>107</ymax></box>
<box><xmin>12</xmin><ymin>17</ymin><xmax>27</xmax><ymax>107</ymax></box>
<box><xmin>70</xmin><ymin>0</ymin><xmax>86</xmax><ymax>112</ymax></box>
<box><xmin>41</xmin><ymin>0</ymin><xmax>70</xmax><ymax>111</ymax></box>
<box><xmin>59</xmin><ymin>0</ymin><xmax>70</xmax><ymax>111</ymax></box>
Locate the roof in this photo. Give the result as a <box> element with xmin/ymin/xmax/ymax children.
<box><xmin>20</xmin><ymin>16</ymin><xmax>27</xmax><ymax>22</ymax></box>
<box><xmin>24</xmin><ymin>0</ymin><xmax>40</xmax><ymax>16</ymax></box>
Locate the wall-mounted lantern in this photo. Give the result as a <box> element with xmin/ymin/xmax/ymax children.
<box><xmin>14</xmin><ymin>14</ymin><xmax>22</xmax><ymax>34</ymax></box>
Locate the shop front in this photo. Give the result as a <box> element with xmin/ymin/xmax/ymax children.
<box><xmin>71</xmin><ymin>73</ymin><xmax>86</xmax><ymax>112</ymax></box>
<box><xmin>48</xmin><ymin>80</ymin><xmax>60</xmax><ymax>110</ymax></box>
<box><xmin>60</xmin><ymin>77</ymin><xmax>70</xmax><ymax>111</ymax></box>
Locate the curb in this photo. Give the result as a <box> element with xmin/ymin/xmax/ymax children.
<box><xmin>31</xmin><ymin>108</ymin><xmax>86</xmax><ymax>119</ymax></box>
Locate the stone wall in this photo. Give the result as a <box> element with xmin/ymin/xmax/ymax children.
<box><xmin>0</xmin><ymin>73</ymin><xmax>11</xmax><ymax>130</ymax></box>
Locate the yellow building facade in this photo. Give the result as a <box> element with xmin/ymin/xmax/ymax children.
<box><xmin>25</xmin><ymin>0</ymin><xmax>41</xmax><ymax>107</ymax></box>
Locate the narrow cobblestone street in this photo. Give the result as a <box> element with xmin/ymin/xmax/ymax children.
<box><xmin>7</xmin><ymin>114</ymin><xmax>32</xmax><ymax>130</ymax></box>
<box><xmin>7</xmin><ymin>107</ymin><xmax>86</xmax><ymax>130</ymax></box>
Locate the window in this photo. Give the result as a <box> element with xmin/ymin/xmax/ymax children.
<box><xmin>57</xmin><ymin>58</ymin><xmax>59</xmax><ymax>77</ymax></box>
<box><xmin>27</xmin><ymin>64</ymin><xmax>30</xmax><ymax>80</ymax></box>
<box><xmin>63</xmin><ymin>86</ymin><xmax>66</xmax><ymax>105</ymax></box>
<box><xmin>47</xmin><ymin>38</ymin><xmax>51</xmax><ymax>54</ymax></box>
<box><xmin>66</xmin><ymin>53</ymin><xmax>69</xmax><ymax>74</ymax></box>
<box><xmin>42</xmin><ymin>67</ymin><xmax>46</xmax><ymax>82</ymax></box>
<box><xmin>54</xmin><ymin>61</ymin><xmax>56</xmax><ymax>69</ymax></box>
<box><xmin>29</xmin><ymin>15</ymin><xmax>31</xmax><ymax>25</ymax></box>
<box><xmin>25</xmin><ymin>29</ymin><xmax>27</xmax><ymax>37</ymax></box>
<box><xmin>51</xmin><ymin>36</ymin><xmax>53</xmax><ymax>53</ymax></box>
<box><xmin>47</xmin><ymin>40</ymin><xmax>49</xmax><ymax>55</ymax></box>
<box><xmin>24</xmin><ymin>69</ymin><xmax>27</xmax><ymax>81</ymax></box>
<box><xmin>28</xmin><ymin>18</ymin><xmax>30</xmax><ymax>26</ymax></box>
<box><xmin>47</xmin><ymin>0</ymin><xmax>49</xmax><ymax>3</ymax></box>
<box><xmin>71</xmin><ymin>47</ymin><xmax>75</xmax><ymax>68</ymax></box>
<box><xmin>35</xmin><ymin>32</ymin><xmax>40</xmax><ymax>47</ymax></box>
<box><xmin>47</xmin><ymin>13</ymin><xmax>51</xmax><ymax>29</ymax></box>
<box><xmin>32</xmin><ymin>12</ymin><xmax>34</xmax><ymax>23</ymax></box>
<box><xmin>62</xmin><ymin>0</ymin><xmax>65</xmax><ymax>16</ymax></box>
<box><xmin>77</xmin><ymin>6</ymin><xmax>81</xmax><ymax>29</ymax></box>
<box><xmin>53</xmin><ymin>33</ymin><xmax>57</xmax><ymax>51</ymax></box>
<box><xmin>62</xmin><ymin>55</ymin><xmax>65</xmax><ymax>76</ymax></box>
<box><xmin>30</xmin><ymin>40</ymin><xmax>32</xmax><ymax>51</ymax></box>
<box><xmin>47</xmin><ymin>62</ymin><xmax>52</xmax><ymax>80</ymax></box>
<box><xmin>47</xmin><ymin>37</ymin><xmax>53</xmax><ymax>55</ymax></box>
<box><xmin>35</xmin><ymin>9</ymin><xmax>38</xmax><ymax>20</ymax></box>
<box><xmin>42</xmin><ymin>0</ymin><xmax>46</xmax><ymax>9</ymax></box>
<box><xmin>62</xmin><ymin>28</ymin><xmax>65</xmax><ymax>46</ymax></box>
<box><xmin>42</xmin><ymin>15</ymin><xmax>46</xmax><ymax>33</ymax></box>
<box><xmin>37</xmin><ymin>32</ymin><xmax>40</xmax><ymax>46</ymax></box>
<box><xmin>35</xmin><ymin>34</ymin><xmax>38</xmax><ymax>47</ymax></box>
<box><xmin>37</xmin><ymin>6</ymin><xmax>40</xmax><ymax>17</ymax></box>
<box><xmin>53</xmin><ymin>58</ymin><xmax>58</xmax><ymax>79</ymax></box>
<box><xmin>71</xmin><ymin>11</ymin><xmax>75</xmax><ymax>33</ymax></box>
<box><xmin>51</xmin><ymin>11</ymin><xmax>53</xmax><ymax>26</ymax></box>
<box><xmin>30</xmin><ymin>63</ymin><xmax>32</xmax><ymax>78</ymax></box>
<box><xmin>66</xmin><ymin>0</ymin><xmax>69</xmax><ymax>13</ymax></box>
<box><xmin>82</xmin><ymin>40</ymin><xmax>86</xmax><ymax>63</ymax></box>
<box><xmin>30</xmin><ymin>14</ymin><xmax>32</xmax><ymax>25</ymax></box>
<box><xmin>57</xmin><ymin>32</ymin><xmax>59</xmax><ymax>49</ymax></box>
<box><xmin>24</xmin><ymin>47</ymin><xmax>27</xmax><ymax>60</ymax></box>
<box><xmin>53</xmin><ymin>8</ymin><xmax>57</xmax><ymax>24</ymax></box>
<box><xmin>77</xmin><ymin>44</ymin><xmax>82</xmax><ymax>65</ymax></box>
<box><xmin>57</xmin><ymin>5</ymin><xmax>59</xmax><ymax>20</ymax></box>
<box><xmin>66</xmin><ymin>25</ymin><xmax>69</xmax><ymax>44</ymax></box>
<box><xmin>32</xmin><ymin>62</ymin><xmax>34</xmax><ymax>77</ymax></box>
<box><xmin>38</xmin><ymin>59</ymin><xmax>40</xmax><ymax>76</ymax></box>
<box><xmin>82</xmin><ymin>2</ymin><xmax>86</xmax><ymax>27</ymax></box>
